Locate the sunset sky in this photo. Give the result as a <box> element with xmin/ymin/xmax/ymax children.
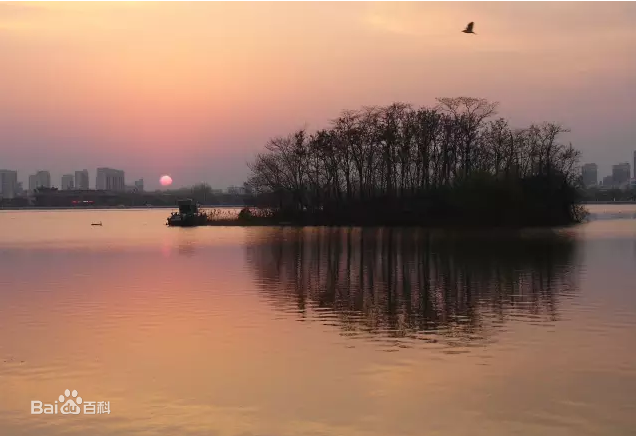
<box><xmin>1</xmin><ymin>1</ymin><xmax>635</xmax><ymax>190</ymax></box>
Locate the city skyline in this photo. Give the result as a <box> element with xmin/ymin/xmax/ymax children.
<box><xmin>0</xmin><ymin>2</ymin><xmax>635</xmax><ymax>190</ymax></box>
<box><xmin>6</xmin><ymin>167</ymin><xmax>224</xmax><ymax>191</ymax></box>
<box><xmin>7</xmin><ymin>150</ymin><xmax>636</xmax><ymax>197</ymax></box>
<box><xmin>6</xmin><ymin>144</ymin><xmax>636</xmax><ymax>194</ymax></box>
<box><xmin>0</xmin><ymin>165</ymin><xmax>247</xmax><ymax>198</ymax></box>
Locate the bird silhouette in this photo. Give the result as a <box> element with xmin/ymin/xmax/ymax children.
<box><xmin>462</xmin><ymin>21</ymin><xmax>476</xmax><ymax>34</ymax></box>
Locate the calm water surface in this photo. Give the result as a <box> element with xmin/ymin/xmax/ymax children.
<box><xmin>1</xmin><ymin>206</ymin><xmax>635</xmax><ymax>436</ymax></box>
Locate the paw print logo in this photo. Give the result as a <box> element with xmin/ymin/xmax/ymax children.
<box><xmin>59</xmin><ymin>389</ymin><xmax>83</xmax><ymax>415</ymax></box>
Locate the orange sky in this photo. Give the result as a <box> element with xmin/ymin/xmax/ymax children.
<box><xmin>1</xmin><ymin>2</ymin><xmax>635</xmax><ymax>189</ymax></box>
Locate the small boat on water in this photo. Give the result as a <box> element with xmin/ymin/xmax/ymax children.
<box><xmin>91</xmin><ymin>222</ymin><xmax>102</xmax><ymax>226</ymax></box>
<box><xmin>166</xmin><ymin>199</ymin><xmax>209</xmax><ymax>227</ymax></box>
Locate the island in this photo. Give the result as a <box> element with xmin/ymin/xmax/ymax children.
<box><xmin>208</xmin><ymin>97</ymin><xmax>586</xmax><ymax>228</ymax></box>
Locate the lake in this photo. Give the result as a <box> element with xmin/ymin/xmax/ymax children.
<box><xmin>1</xmin><ymin>205</ymin><xmax>635</xmax><ymax>436</ymax></box>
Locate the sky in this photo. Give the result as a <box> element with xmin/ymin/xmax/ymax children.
<box><xmin>1</xmin><ymin>1</ymin><xmax>635</xmax><ymax>190</ymax></box>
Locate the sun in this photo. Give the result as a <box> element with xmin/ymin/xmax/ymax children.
<box><xmin>160</xmin><ymin>175</ymin><xmax>173</xmax><ymax>186</ymax></box>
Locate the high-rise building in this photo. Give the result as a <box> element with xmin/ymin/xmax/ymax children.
<box><xmin>75</xmin><ymin>169</ymin><xmax>89</xmax><ymax>190</ymax></box>
<box><xmin>96</xmin><ymin>168</ymin><xmax>125</xmax><ymax>191</ymax></box>
<box><xmin>581</xmin><ymin>163</ymin><xmax>598</xmax><ymax>187</ymax></box>
<box><xmin>134</xmin><ymin>179</ymin><xmax>144</xmax><ymax>192</ymax></box>
<box><xmin>601</xmin><ymin>175</ymin><xmax>614</xmax><ymax>188</ymax></box>
<box><xmin>0</xmin><ymin>169</ymin><xmax>18</xmax><ymax>199</ymax></box>
<box><xmin>29</xmin><ymin>171</ymin><xmax>51</xmax><ymax>191</ymax></box>
<box><xmin>28</xmin><ymin>175</ymin><xmax>37</xmax><ymax>192</ymax></box>
<box><xmin>612</xmin><ymin>163</ymin><xmax>631</xmax><ymax>187</ymax></box>
<box><xmin>125</xmin><ymin>179</ymin><xmax>144</xmax><ymax>193</ymax></box>
<box><xmin>61</xmin><ymin>174</ymin><xmax>75</xmax><ymax>190</ymax></box>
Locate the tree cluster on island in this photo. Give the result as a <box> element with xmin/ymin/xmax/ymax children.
<box><xmin>240</xmin><ymin>97</ymin><xmax>585</xmax><ymax>227</ymax></box>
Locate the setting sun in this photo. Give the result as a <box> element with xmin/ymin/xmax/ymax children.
<box><xmin>160</xmin><ymin>175</ymin><xmax>173</xmax><ymax>186</ymax></box>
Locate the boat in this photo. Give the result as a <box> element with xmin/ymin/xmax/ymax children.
<box><xmin>91</xmin><ymin>222</ymin><xmax>102</xmax><ymax>226</ymax></box>
<box><xmin>166</xmin><ymin>199</ymin><xmax>209</xmax><ymax>227</ymax></box>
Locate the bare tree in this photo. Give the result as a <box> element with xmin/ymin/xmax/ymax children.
<box><xmin>246</xmin><ymin>97</ymin><xmax>582</xmax><ymax>226</ymax></box>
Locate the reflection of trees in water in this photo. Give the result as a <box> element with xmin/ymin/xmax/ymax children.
<box><xmin>246</xmin><ymin>228</ymin><xmax>580</xmax><ymax>347</ymax></box>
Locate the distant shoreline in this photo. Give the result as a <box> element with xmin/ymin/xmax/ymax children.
<box><xmin>0</xmin><ymin>205</ymin><xmax>245</xmax><ymax>211</ymax></box>
<box><xmin>1</xmin><ymin>202</ymin><xmax>634</xmax><ymax>211</ymax></box>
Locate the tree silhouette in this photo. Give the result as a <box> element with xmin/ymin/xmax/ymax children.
<box><xmin>246</xmin><ymin>97</ymin><xmax>584</xmax><ymax>226</ymax></box>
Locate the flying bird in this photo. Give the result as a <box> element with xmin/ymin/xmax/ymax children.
<box><xmin>462</xmin><ymin>21</ymin><xmax>476</xmax><ymax>34</ymax></box>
